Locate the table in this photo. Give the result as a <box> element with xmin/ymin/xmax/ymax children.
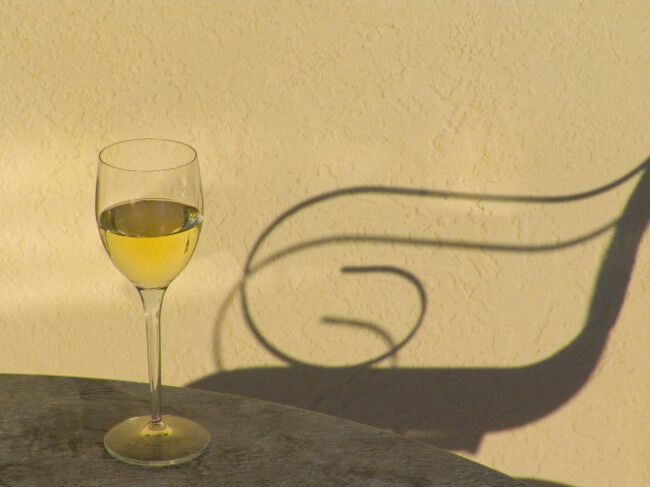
<box><xmin>0</xmin><ymin>374</ymin><xmax>528</xmax><ymax>486</ymax></box>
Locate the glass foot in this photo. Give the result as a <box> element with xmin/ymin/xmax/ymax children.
<box><xmin>104</xmin><ymin>415</ymin><xmax>210</xmax><ymax>466</ymax></box>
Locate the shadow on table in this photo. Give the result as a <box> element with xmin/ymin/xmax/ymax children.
<box><xmin>191</xmin><ymin>156</ymin><xmax>649</xmax><ymax>486</ymax></box>
<box><xmin>520</xmin><ymin>479</ymin><xmax>575</xmax><ymax>487</ymax></box>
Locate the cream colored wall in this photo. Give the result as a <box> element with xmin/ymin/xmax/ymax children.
<box><xmin>1</xmin><ymin>1</ymin><xmax>648</xmax><ymax>485</ymax></box>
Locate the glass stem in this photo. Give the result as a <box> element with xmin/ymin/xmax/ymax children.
<box><xmin>138</xmin><ymin>287</ymin><xmax>167</xmax><ymax>429</ymax></box>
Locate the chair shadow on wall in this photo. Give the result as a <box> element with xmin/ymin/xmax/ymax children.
<box><xmin>190</xmin><ymin>156</ymin><xmax>650</xmax><ymax>487</ymax></box>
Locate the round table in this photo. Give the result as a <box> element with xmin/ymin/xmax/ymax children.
<box><xmin>0</xmin><ymin>374</ymin><xmax>528</xmax><ymax>486</ymax></box>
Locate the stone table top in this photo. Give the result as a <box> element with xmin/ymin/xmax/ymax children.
<box><xmin>0</xmin><ymin>374</ymin><xmax>528</xmax><ymax>486</ymax></box>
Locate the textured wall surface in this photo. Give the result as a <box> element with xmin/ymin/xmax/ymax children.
<box><xmin>1</xmin><ymin>1</ymin><xmax>649</xmax><ymax>486</ymax></box>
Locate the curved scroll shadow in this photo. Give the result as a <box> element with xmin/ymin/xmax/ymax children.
<box><xmin>191</xmin><ymin>156</ymin><xmax>650</xmax><ymax>454</ymax></box>
<box><xmin>241</xmin><ymin>264</ymin><xmax>427</xmax><ymax>368</ymax></box>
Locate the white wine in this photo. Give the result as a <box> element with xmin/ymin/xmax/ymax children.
<box><xmin>99</xmin><ymin>199</ymin><xmax>202</xmax><ymax>289</ymax></box>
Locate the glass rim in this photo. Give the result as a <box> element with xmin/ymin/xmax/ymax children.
<box><xmin>98</xmin><ymin>138</ymin><xmax>198</xmax><ymax>172</ymax></box>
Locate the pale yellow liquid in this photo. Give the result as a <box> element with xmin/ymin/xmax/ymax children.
<box><xmin>98</xmin><ymin>199</ymin><xmax>202</xmax><ymax>289</ymax></box>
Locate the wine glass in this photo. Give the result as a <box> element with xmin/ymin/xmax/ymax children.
<box><xmin>95</xmin><ymin>138</ymin><xmax>210</xmax><ymax>466</ymax></box>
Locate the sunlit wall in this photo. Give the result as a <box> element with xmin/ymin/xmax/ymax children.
<box><xmin>1</xmin><ymin>1</ymin><xmax>648</xmax><ymax>486</ymax></box>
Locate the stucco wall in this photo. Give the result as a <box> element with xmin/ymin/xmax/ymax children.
<box><xmin>1</xmin><ymin>1</ymin><xmax>648</xmax><ymax>485</ymax></box>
